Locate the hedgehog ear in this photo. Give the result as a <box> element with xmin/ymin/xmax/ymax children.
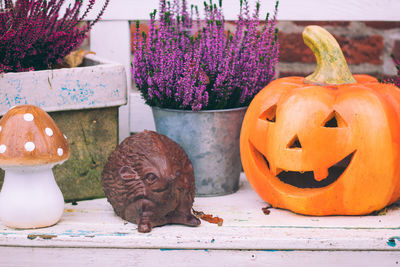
<box><xmin>119</xmin><ymin>166</ymin><xmax>139</xmax><ymax>181</ymax></box>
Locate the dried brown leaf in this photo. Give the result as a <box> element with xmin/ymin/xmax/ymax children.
<box><xmin>62</xmin><ymin>49</ymin><xmax>96</xmax><ymax>68</ymax></box>
<box><xmin>262</xmin><ymin>205</ymin><xmax>272</xmax><ymax>215</ymax></box>
<box><xmin>193</xmin><ymin>209</ymin><xmax>223</xmax><ymax>226</ymax></box>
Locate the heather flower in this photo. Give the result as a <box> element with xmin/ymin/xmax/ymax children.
<box><xmin>133</xmin><ymin>0</ymin><xmax>279</xmax><ymax>111</ymax></box>
<box><xmin>0</xmin><ymin>0</ymin><xmax>110</xmax><ymax>73</ymax></box>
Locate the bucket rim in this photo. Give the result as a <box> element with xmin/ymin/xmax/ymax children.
<box><xmin>151</xmin><ymin>105</ymin><xmax>248</xmax><ymax>114</ymax></box>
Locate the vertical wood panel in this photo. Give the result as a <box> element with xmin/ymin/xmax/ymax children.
<box><xmin>130</xmin><ymin>92</ymin><xmax>156</xmax><ymax>132</ymax></box>
<box><xmin>90</xmin><ymin>21</ymin><xmax>132</xmax><ymax>141</ymax></box>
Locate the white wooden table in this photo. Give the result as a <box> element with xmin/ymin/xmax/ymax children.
<box><xmin>1</xmin><ymin>174</ymin><xmax>400</xmax><ymax>266</ymax></box>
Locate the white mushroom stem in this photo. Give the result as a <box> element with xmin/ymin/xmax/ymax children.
<box><xmin>0</xmin><ymin>165</ymin><xmax>64</xmax><ymax>229</ymax></box>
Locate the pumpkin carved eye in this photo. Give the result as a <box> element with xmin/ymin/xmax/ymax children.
<box><xmin>322</xmin><ymin>111</ymin><xmax>347</xmax><ymax>128</ymax></box>
<box><xmin>260</xmin><ymin>105</ymin><xmax>277</xmax><ymax>122</ymax></box>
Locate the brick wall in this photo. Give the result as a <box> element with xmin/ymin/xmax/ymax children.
<box><xmin>129</xmin><ymin>20</ymin><xmax>400</xmax><ymax>82</ymax></box>
<box><xmin>277</xmin><ymin>21</ymin><xmax>400</xmax><ymax>80</ymax></box>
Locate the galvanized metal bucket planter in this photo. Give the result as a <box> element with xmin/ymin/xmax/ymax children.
<box><xmin>152</xmin><ymin>106</ymin><xmax>247</xmax><ymax>197</ymax></box>
<box><xmin>0</xmin><ymin>55</ymin><xmax>127</xmax><ymax>201</ymax></box>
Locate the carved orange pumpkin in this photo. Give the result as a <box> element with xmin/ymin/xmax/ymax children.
<box><xmin>240</xmin><ymin>25</ymin><xmax>400</xmax><ymax>215</ymax></box>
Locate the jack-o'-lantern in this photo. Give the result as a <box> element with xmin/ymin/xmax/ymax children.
<box><xmin>240</xmin><ymin>25</ymin><xmax>400</xmax><ymax>215</ymax></box>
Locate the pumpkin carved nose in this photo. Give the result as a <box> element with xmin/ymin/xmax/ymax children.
<box><xmin>287</xmin><ymin>135</ymin><xmax>302</xmax><ymax>149</ymax></box>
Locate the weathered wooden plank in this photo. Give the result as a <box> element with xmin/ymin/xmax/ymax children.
<box><xmin>1</xmin><ymin>175</ymin><xmax>400</xmax><ymax>251</ymax></box>
<box><xmin>1</xmin><ymin>248</ymin><xmax>399</xmax><ymax>267</ymax></box>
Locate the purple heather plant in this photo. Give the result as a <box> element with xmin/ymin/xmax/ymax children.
<box><xmin>0</xmin><ymin>0</ymin><xmax>110</xmax><ymax>73</ymax></box>
<box><xmin>133</xmin><ymin>0</ymin><xmax>279</xmax><ymax>111</ymax></box>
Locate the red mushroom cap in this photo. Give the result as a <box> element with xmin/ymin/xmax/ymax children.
<box><xmin>0</xmin><ymin>105</ymin><xmax>70</xmax><ymax>166</ymax></box>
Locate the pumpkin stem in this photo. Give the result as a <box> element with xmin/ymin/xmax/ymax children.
<box><xmin>303</xmin><ymin>25</ymin><xmax>356</xmax><ymax>85</ymax></box>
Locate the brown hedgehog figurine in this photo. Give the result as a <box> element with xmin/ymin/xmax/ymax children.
<box><xmin>102</xmin><ymin>131</ymin><xmax>201</xmax><ymax>233</ymax></box>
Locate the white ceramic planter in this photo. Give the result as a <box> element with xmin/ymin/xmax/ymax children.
<box><xmin>0</xmin><ymin>54</ymin><xmax>127</xmax><ymax>115</ymax></box>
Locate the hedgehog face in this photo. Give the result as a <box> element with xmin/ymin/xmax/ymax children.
<box><xmin>119</xmin><ymin>155</ymin><xmax>177</xmax><ymax>205</ymax></box>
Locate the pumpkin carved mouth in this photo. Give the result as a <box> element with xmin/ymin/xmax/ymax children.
<box><xmin>263</xmin><ymin>151</ymin><xmax>356</xmax><ymax>188</ymax></box>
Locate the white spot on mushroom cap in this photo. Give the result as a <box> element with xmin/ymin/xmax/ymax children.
<box><xmin>45</xmin><ymin>128</ymin><xmax>54</xmax><ymax>136</ymax></box>
<box><xmin>24</xmin><ymin>113</ymin><xmax>34</xmax><ymax>121</ymax></box>
<box><xmin>25</xmin><ymin>142</ymin><xmax>35</xmax><ymax>152</ymax></box>
<box><xmin>57</xmin><ymin>148</ymin><xmax>64</xmax><ymax>156</ymax></box>
<box><xmin>0</xmin><ymin>126</ymin><xmax>2</xmax><ymax>132</ymax></box>
<box><xmin>0</xmin><ymin>145</ymin><xmax>6</xmax><ymax>153</ymax></box>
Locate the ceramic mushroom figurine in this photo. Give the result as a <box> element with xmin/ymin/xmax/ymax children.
<box><xmin>0</xmin><ymin>105</ymin><xmax>70</xmax><ymax>229</ymax></box>
<box><xmin>102</xmin><ymin>131</ymin><xmax>200</xmax><ymax>233</ymax></box>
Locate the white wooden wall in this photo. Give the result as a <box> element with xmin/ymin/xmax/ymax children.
<box><xmin>83</xmin><ymin>0</ymin><xmax>400</xmax><ymax>141</ymax></box>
